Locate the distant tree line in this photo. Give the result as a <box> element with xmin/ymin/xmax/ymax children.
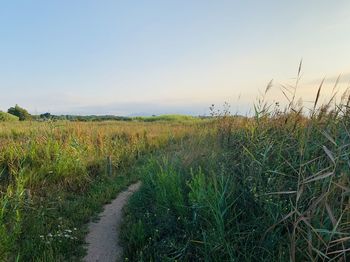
<box><xmin>4</xmin><ymin>104</ymin><xmax>210</xmax><ymax>122</ymax></box>
<box><xmin>2</xmin><ymin>105</ymin><xmax>132</xmax><ymax>122</ymax></box>
<box><xmin>38</xmin><ymin>112</ymin><xmax>132</xmax><ymax>122</ymax></box>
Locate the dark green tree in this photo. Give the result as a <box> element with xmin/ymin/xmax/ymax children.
<box><xmin>7</xmin><ymin>104</ymin><xmax>31</xmax><ymax>121</ymax></box>
<box><xmin>40</xmin><ymin>112</ymin><xmax>51</xmax><ymax>119</ymax></box>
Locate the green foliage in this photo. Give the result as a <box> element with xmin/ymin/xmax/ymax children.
<box><xmin>0</xmin><ymin>111</ymin><xmax>19</xmax><ymax>121</ymax></box>
<box><xmin>2</xmin><ymin>80</ymin><xmax>350</xmax><ymax>261</ymax></box>
<box><xmin>122</xmin><ymin>99</ymin><xmax>350</xmax><ymax>261</ymax></box>
<box><xmin>39</xmin><ymin>112</ymin><xmax>51</xmax><ymax>119</ymax></box>
<box><xmin>7</xmin><ymin>105</ymin><xmax>31</xmax><ymax>121</ymax></box>
<box><xmin>121</xmin><ymin>133</ymin><xmax>245</xmax><ymax>261</ymax></box>
<box><xmin>0</xmin><ymin>121</ymin><xmax>195</xmax><ymax>261</ymax></box>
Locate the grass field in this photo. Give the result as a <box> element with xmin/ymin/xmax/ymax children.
<box><xmin>0</xmin><ymin>120</ymin><xmax>198</xmax><ymax>261</ymax></box>
<box><xmin>2</xmin><ymin>1</ymin><xmax>350</xmax><ymax>261</ymax></box>
<box><xmin>1</xmin><ymin>93</ymin><xmax>350</xmax><ymax>261</ymax></box>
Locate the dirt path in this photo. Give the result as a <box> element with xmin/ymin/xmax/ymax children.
<box><xmin>83</xmin><ymin>182</ymin><xmax>141</xmax><ymax>262</ymax></box>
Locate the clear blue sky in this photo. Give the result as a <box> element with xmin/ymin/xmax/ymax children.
<box><xmin>1</xmin><ymin>1</ymin><xmax>350</xmax><ymax>115</ymax></box>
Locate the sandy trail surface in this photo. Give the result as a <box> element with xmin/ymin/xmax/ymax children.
<box><xmin>83</xmin><ymin>182</ymin><xmax>141</xmax><ymax>262</ymax></box>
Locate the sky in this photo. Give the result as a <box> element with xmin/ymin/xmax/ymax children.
<box><xmin>1</xmin><ymin>0</ymin><xmax>350</xmax><ymax>116</ymax></box>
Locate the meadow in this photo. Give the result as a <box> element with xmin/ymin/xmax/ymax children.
<box><xmin>0</xmin><ymin>120</ymin><xmax>197</xmax><ymax>261</ymax></box>
<box><xmin>0</xmin><ymin>90</ymin><xmax>350</xmax><ymax>261</ymax></box>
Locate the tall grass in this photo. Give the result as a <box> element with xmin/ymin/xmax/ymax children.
<box><xmin>0</xmin><ymin>121</ymin><xmax>197</xmax><ymax>261</ymax></box>
<box><xmin>121</xmin><ymin>81</ymin><xmax>350</xmax><ymax>261</ymax></box>
<box><xmin>1</xmin><ymin>75</ymin><xmax>349</xmax><ymax>260</ymax></box>
<box><xmin>0</xmin><ymin>112</ymin><xmax>19</xmax><ymax>122</ymax></box>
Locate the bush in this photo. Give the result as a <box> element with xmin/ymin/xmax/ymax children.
<box><xmin>7</xmin><ymin>105</ymin><xmax>31</xmax><ymax>121</ymax></box>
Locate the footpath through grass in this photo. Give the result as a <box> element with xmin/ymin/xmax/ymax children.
<box><xmin>0</xmin><ymin>121</ymin><xmax>198</xmax><ymax>261</ymax></box>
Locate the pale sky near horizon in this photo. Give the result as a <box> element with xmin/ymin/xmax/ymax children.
<box><xmin>1</xmin><ymin>1</ymin><xmax>350</xmax><ymax>116</ymax></box>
